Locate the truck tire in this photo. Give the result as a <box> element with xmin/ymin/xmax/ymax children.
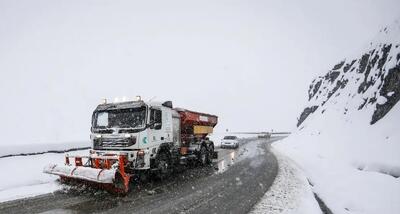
<box><xmin>199</xmin><ymin>146</ymin><xmax>209</xmax><ymax>165</ymax></box>
<box><xmin>155</xmin><ymin>150</ymin><xmax>172</xmax><ymax>180</ymax></box>
<box><xmin>209</xmin><ymin>143</ymin><xmax>214</xmax><ymax>154</ymax></box>
<box><xmin>207</xmin><ymin>143</ymin><xmax>214</xmax><ymax>163</ymax></box>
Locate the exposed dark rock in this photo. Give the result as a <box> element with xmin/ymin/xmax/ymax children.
<box><xmin>343</xmin><ymin>60</ymin><xmax>356</xmax><ymax>73</ymax></box>
<box><xmin>358</xmin><ymin>98</ymin><xmax>368</xmax><ymax>110</ymax></box>
<box><xmin>308</xmin><ymin>79</ymin><xmax>322</xmax><ymax>100</ymax></box>
<box><xmin>358</xmin><ymin>52</ymin><xmax>380</xmax><ymax>94</ymax></box>
<box><xmin>324</xmin><ymin>71</ymin><xmax>341</xmax><ymax>83</ymax></box>
<box><xmin>377</xmin><ymin>44</ymin><xmax>392</xmax><ymax>70</ymax></box>
<box><xmin>340</xmin><ymin>79</ymin><xmax>349</xmax><ymax>89</ymax></box>
<box><xmin>358</xmin><ymin>82</ymin><xmax>366</xmax><ymax>94</ymax></box>
<box><xmin>298</xmin><ymin>36</ymin><xmax>398</xmax><ymax>128</ymax></box>
<box><xmin>371</xmin><ymin>65</ymin><xmax>400</xmax><ymax>124</ymax></box>
<box><xmin>358</xmin><ymin>53</ymin><xmax>370</xmax><ymax>73</ymax></box>
<box><xmin>368</xmin><ymin>96</ymin><xmax>377</xmax><ymax>104</ymax></box>
<box><xmin>332</xmin><ymin>61</ymin><xmax>345</xmax><ymax>70</ymax></box>
<box><xmin>297</xmin><ymin>106</ymin><xmax>319</xmax><ymax>127</ymax></box>
<box><xmin>327</xmin><ymin>78</ymin><xmax>348</xmax><ymax>100</ymax></box>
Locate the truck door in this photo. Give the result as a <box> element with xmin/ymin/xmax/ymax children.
<box><xmin>149</xmin><ymin>108</ymin><xmax>164</xmax><ymax>147</ymax></box>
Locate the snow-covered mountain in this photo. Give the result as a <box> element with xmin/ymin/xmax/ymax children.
<box><xmin>298</xmin><ymin>20</ymin><xmax>400</xmax><ymax>128</ymax></box>
<box><xmin>275</xmin><ymin>20</ymin><xmax>400</xmax><ymax>214</ymax></box>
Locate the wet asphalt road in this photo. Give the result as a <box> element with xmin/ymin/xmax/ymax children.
<box><xmin>0</xmin><ymin>137</ymin><xmax>282</xmax><ymax>214</ymax></box>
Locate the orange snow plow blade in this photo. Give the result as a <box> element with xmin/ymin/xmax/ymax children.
<box><xmin>43</xmin><ymin>155</ymin><xmax>131</xmax><ymax>194</ymax></box>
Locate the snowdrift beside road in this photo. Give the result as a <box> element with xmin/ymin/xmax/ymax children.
<box><xmin>251</xmin><ymin>148</ymin><xmax>321</xmax><ymax>214</ymax></box>
<box><xmin>0</xmin><ymin>149</ymin><xmax>88</xmax><ymax>202</ymax></box>
<box><xmin>0</xmin><ymin>141</ymin><xmax>90</xmax><ymax>158</ymax></box>
<box><xmin>275</xmin><ymin>20</ymin><xmax>400</xmax><ymax>214</ymax></box>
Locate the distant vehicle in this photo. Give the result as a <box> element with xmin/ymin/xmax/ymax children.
<box><xmin>221</xmin><ymin>136</ymin><xmax>239</xmax><ymax>149</ymax></box>
<box><xmin>258</xmin><ymin>132</ymin><xmax>271</xmax><ymax>139</ymax></box>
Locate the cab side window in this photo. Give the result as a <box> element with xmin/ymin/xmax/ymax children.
<box><xmin>150</xmin><ymin>109</ymin><xmax>162</xmax><ymax>130</ymax></box>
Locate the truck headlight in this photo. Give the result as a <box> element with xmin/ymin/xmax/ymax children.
<box><xmin>124</xmin><ymin>134</ymin><xmax>132</xmax><ymax>138</ymax></box>
<box><xmin>95</xmin><ymin>134</ymin><xmax>102</xmax><ymax>138</ymax></box>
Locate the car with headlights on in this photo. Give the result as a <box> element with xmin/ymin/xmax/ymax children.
<box><xmin>221</xmin><ymin>136</ymin><xmax>239</xmax><ymax>149</ymax></box>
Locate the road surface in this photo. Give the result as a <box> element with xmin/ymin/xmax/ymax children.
<box><xmin>0</xmin><ymin>137</ymin><xmax>283</xmax><ymax>214</ymax></box>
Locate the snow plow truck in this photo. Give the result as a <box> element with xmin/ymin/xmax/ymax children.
<box><xmin>44</xmin><ymin>97</ymin><xmax>218</xmax><ymax>193</ymax></box>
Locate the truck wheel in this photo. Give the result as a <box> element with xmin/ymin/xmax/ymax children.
<box><xmin>199</xmin><ymin>146</ymin><xmax>209</xmax><ymax>166</ymax></box>
<box><xmin>207</xmin><ymin>144</ymin><xmax>214</xmax><ymax>163</ymax></box>
<box><xmin>155</xmin><ymin>151</ymin><xmax>171</xmax><ymax>180</ymax></box>
<box><xmin>209</xmin><ymin>143</ymin><xmax>214</xmax><ymax>154</ymax></box>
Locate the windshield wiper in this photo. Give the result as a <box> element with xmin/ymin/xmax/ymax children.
<box><xmin>120</xmin><ymin>127</ymin><xmax>142</xmax><ymax>130</ymax></box>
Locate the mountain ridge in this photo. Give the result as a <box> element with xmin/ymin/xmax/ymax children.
<box><xmin>297</xmin><ymin>19</ymin><xmax>400</xmax><ymax>127</ymax></box>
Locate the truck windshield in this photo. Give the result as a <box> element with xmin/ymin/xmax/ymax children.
<box><xmin>94</xmin><ymin>106</ymin><xmax>146</xmax><ymax>129</ymax></box>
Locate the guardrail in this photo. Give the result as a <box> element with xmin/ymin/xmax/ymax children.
<box><xmin>228</xmin><ymin>132</ymin><xmax>291</xmax><ymax>135</ymax></box>
<box><xmin>0</xmin><ymin>147</ymin><xmax>91</xmax><ymax>159</ymax></box>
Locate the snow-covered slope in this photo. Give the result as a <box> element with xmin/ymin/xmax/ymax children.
<box><xmin>0</xmin><ymin>141</ymin><xmax>90</xmax><ymax>158</ymax></box>
<box><xmin>0</xmin><ymin>149</ymin><xmax>89</xmax><ymax>202</ymax></box>
<box><xmin>275</xmin><ymin>20</ymin><xmax>400</xmax><ymax>214</ymax></box>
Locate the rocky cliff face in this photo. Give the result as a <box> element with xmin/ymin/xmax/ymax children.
<box><xmin>297</xmin><ymin>20</ymin><xmax>400</xmax><ymax>127</ymax></box>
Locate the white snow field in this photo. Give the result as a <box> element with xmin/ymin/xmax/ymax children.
<box><xmin>274</xmin><ymin>20</ymin><xmax>400</xmax><ymax>214</ymax></box>
<box><xmin>0</xmin><ymin>149</ymin><xmax>88</xmax><ymax>202</ymax></box>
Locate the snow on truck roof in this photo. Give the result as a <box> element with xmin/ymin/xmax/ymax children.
<box><xmin>94</xmin><ymin>100</ymin><xmax>218</xmax><ymax>121</ymax></box>
<box><xmin>95</xmin><ymin>101</ymin><xmax>170</xmax><ymax>111</ymax></box>
<box><xmin>95</xmin><ymin>101</ymin><xmax>146</xmax><ymax>111</ymax></box>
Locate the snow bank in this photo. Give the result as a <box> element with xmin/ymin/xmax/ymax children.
<box><xmin>275</xmin><ymin>20</ymin><xmax>400</xmax><ymax>214</ymax></box>
<box><xmin>251</xmin><ymin>148</ymin><xmax>321</xmax><ymax>214</ymax></box>
<box><xmin>0</xmin><ymin>149</ymin><xmax>88</xmax><ymax>202</ymax></box>
<box><xmin>274</xmin><ymin>103</ymin><xmax>400</xmax><ymax>214</ymax></box>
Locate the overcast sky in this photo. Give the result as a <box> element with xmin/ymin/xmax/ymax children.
<box><xmin>0</xmin><ymin>0</ymin><xmax>399</xmax><ymax>145</ymax></box>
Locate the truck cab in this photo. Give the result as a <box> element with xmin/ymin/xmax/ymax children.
<box><xmin>91</xmin><ymin>100</ymin><xmax>178</xmax><ymax>169</ymax></box>
<box><xmin>90</xmin><ymin>99</ymin><xmax>216</xmax><ymax>172</ymax></box>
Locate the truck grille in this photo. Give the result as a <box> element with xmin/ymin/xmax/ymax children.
<box><xmin>95</xmin><ymin>129</ymin><xmax>114</xmax><ymax>134</ymax></box>
<box><xmin>93</xmin><ymin>137</ymin><xmax>136</xmax><ymax>149</ymax></box>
